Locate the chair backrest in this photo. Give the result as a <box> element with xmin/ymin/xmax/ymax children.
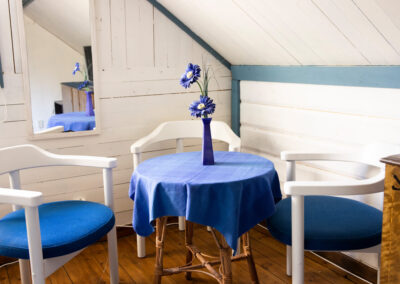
<box><xmin>361</xmin><ymin>143</ymin><xmax>400</xmax><ymax>167</ymax></box>
<box><xmin>131</xmin><ymin>120</ymin><xmax>240</xmax><ymax>167</ymax></box>
<box><xmin>35</xmin><ymin>126</ymin><xmax>64</xmax><ymax>135</ymax></box>
<box><xmin>0</xmin><ymin>144</ymin><xmax>116</xmax><ymax>177</ymax></box>
<box><xmin>355</xmin><ymin>143</ymin><xmax>400</xmax><ymax>179</ymax></box>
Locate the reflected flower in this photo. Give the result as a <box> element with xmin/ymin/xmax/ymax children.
<box><xmin>72</xmin><ymin>62</ymin><xmax>80</xmax><ymax>75</ymax></box>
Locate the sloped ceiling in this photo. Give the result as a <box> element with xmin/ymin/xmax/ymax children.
<box><xmin>158</xmin><ymin>0</ymin><xmax>400</xmax><ymax>65</ymax></box>
<box><xmin>24</xmin><ymin>0</ymin><xmax>90</xmax><ymax>54</ymax></box>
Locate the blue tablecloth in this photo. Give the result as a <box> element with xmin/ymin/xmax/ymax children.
<box><xmin>129</xmin><ymin>151</ymin><xmax>281</xmax><ymax>251</ymax></box>
<box><xmin>47</xmin><ymin>112</ymin><xmax>95</xmax><ymax>132</ymax></box>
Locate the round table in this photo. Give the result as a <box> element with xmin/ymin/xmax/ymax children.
<box><xmin>129</xmin><ymin>151</ymin><xmax>281</xmax><ymax>284</ymax></box>
<box><xmin>47</xmin><ymin>112</ymin><xmax>95</xmax><ymax>132</ymax></box>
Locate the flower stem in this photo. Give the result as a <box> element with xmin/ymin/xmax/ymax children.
<box><xmin>196</xmin><ymin>81</ymin><xmax>204</xmax><ymax>96</ymax></box>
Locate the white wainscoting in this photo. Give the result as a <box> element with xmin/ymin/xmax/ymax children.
<box><xmin>240</xmin><ymin>80</ymin><xmax>400</xmax><ymax>268</ymax></box>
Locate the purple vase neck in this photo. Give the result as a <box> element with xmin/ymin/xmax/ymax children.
<box><xmin>202</xmin><ymin>117</ymin><xmax>214</xmax><ymax>165</ymax></box>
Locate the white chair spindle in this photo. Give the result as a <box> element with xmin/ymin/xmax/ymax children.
<box><xmin>103</xmin><ymin>168</ymin><xmax>119</xmax><ymax>284</ymax></box>
<box><xmin>9</xmin><ymin>170</ymin><xmax>31</xmax><ymax>283</ymax></box>
<box><xmin>286</xmin><ymin>161</ymin><xmax>295</xmax><ymax>276</ymax></box>
<box><xmin>292</xmin><ymin>195</ymin><xmax>304</xmax><ymax>284</ymax></box>
<box><xmin>25</xmin><ymin>206</ymin><xmax>45</xmax><ymax>284</ymax></box>
<box><xmin>9</xmin><ymin>170</ymin><xmax>22</xmax><ymax>211</ymax></box>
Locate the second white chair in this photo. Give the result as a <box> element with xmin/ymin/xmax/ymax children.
<box><xmin>267</xmin><ymin>143</ymin><xmax>400</xmax><ymax>284</ymax></box>
<box><xmin>130</xmin><ymin>120</ymin><xmax>240</xmax><ymax>258</ymax></box>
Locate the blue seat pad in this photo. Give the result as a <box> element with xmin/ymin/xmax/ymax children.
<box><xmin>267</xmin><ymin>196</ymin><xmax>382</xmax><ymax>251</ymax></box>
<box><xmin>0</xmin><ymin>201</ymin><xmax>115</xmax><ymax>259</ymax></box>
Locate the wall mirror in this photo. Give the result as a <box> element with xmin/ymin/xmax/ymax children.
<box><xmin>21</xmin><ymin>0</ymin><xmax>99</xmax><ymax>138</ymax></box>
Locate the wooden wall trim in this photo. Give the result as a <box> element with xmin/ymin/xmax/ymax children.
<box><xmin>0</xmin><ymin>56</ymin><xmax>3</xmax><ymax>88</ymax></box>
<box><xmin>231</xmin><ymin>79</ymin><xmax>240</xmax><ymax>136</ymax></box>
<box><xmin>232</xmin><ymin>65</ymin><xmax>400</xmax><ymax>89</ymax></box>
<box><xmin>22</xmin><ymin>0</ymin><xmax>35</xmax><ymax>8</ymax></box>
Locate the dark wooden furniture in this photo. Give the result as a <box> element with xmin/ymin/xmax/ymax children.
<box><xmin>61</xmin><ymin>82</ymin><xmax>94</xmax><ymax>113</ymax></box>
<box><xmin>380</xmin><ymin>155</ymin><xmax>400</xmax><ymax>283</ymax></box>
<box><xmin>153</xmin><ymin>217</ymin><xmax>259</xmax><ymax>284</ymax></box>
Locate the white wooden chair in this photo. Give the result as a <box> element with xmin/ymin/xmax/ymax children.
<box><xmin>130</xmin><ymin>120</ymin><xmax>241</xmax><ymax>258</ymax></box>
<box><xmin>0</xmin><ymin>145</ymin><xmax>119</xmax><ymax>284</ymax></box>
<box><xmin>267</xmin><ymin>143</ymin><xmax>400</xmax><ymax>284</ymax></box>
<box><xmin>35</xmin><ymin>126</ymin><xmax>64</xmax><ymax>135</ymax></box>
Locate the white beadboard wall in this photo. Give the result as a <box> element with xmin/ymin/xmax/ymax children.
<box><xmin>0</xmin><ymin>0</ymin><xmax>231</xmax><ymax>224</ymax></box>
<box><xmin>240</xmin><ymin>80</ymin><xmax>400</xmax><ymax>268</ymax></box>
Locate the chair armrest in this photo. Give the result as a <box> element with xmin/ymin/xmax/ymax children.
<box><xmin>47</xmin><ymin>152</ymin><xmax>117</xmax><ymax>169</ymax></box>
<box><xmin>281</xmin><ymin>151</ymin><xmax>361</xmax><ymax>163</ymax></box>
<box><xmin>284</xmin><ymin>170</ymin><xmax>385</xmax><ymax>196</ymax></box>
<box><xmin>0</xmin><ymin>188</ymin><xmax>43</xmax><ymax>207</ymax></box>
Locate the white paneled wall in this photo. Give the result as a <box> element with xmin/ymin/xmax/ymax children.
<box><xmin>240</xmin><ymin>80</ymin><xmax>400</xmax><ymax>268</ymax></box>
<box><xmin>0</xmin><ymin>0</ymin><xmax>231</xmax><ymax>224</ymax></box>
<box><xmin>160</xmin><ymin>0</ymin><xmax>400</xmax><ymax>65</ymax></box>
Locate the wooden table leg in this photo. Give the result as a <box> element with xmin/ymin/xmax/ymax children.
<box><xmin>185</xmin><ymin>220</ymin><xmax>194</xmax><ymax>280</ymax></box>
<box><xmin>214</xmin><ymin>232</ymin><xmax>233</xmax><ymax>284</ymax></box>
<box><xmin>243</xmin><ymin>232</ymin><xmax>259</xmax><ymax>284</ymax></box>
<box><xmin>154</xmin><ymin>217</ymin><xmax>168</xmax><ymax>284</ymax></box>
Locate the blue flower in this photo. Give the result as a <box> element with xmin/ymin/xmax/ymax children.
<box><xmin>189</xmin><ymin>96</ymin><xmax>216</xmax><ymax>118</ymax></box>
<box><xmin>78</xmin><ymin>80</ymin><xmax>89</xmax><ymax>90</ymax></box>
<box><xmin>72</xmin><ymin>62</ymin><xmax>80</xmax><ymax>75</ymax></box>
<box><xmin>180</xmin><ymin>63</ymin><xmax>201</xmax><ymax>88</ymax></box>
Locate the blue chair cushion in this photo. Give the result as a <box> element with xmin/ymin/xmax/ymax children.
<box><xmin>0</xmin><ymin>200</ymin><xmax>115</xmax><ymax>259</ymax></box>
<box><xmin>267</xmin><ymin>196</ymin><xmax>382</xmax><ymax>251</ymax></box>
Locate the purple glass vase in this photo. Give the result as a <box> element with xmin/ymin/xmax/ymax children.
<box><xmin>202</xmin><ymin>117</ymin><xmax>214</xmax><ymax>165</ymax></box>
<box><xmin>85</xmin><ymin>90</ymin><xmax>95</xmax><ymax>116</ymax></box>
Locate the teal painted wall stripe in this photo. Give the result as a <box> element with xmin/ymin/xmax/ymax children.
<box><xmin>232</xmin><ymin>65</ymin><xmax>400</xmax><ymax>89</ymax></box>
<box><xmin>231</xmin><ymin>80</ymin><xmax>240</xmax><ymax>136</ymax></box>
<box><xmin>0</xmin><ymin>56</ymin><xmax>3</xmax><ymax>88</ymax></box>
<box><xmin>147</xmin><ymin>0</ymin><xmax>231</xmax><ymax>70</ymax></box>
<box><xmin>22</xmin><ymin>0</ymin><xmax>35</xmax><ymax>7</ymax></box>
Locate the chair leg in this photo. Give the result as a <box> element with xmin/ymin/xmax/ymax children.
<box><xmin>107</xmin><ymin>226</ymin><xmax>119</xmax><ymax>284</ymax></box>
<box><xmin>292</xmin><ymin>195</ymin><xmax>304</xmax><ymax>284</ymax></box>
<box><xmin>19</xmin><ymin>259</ymin><xmax>32</xmax><ymax>284</ymax></box>
<box><xmin>137</xmin><ymin>235</ymin><xmax>146</xmax><ymax>258</ymax></box>
<box><xmin>286</xmin><ymin>245</ymin><xmax>292</xmax><ymax>276</ymax></box>
<box><xmin>178</xmin><ymin>216</ymin><xmax>185</xmax><ymax>231</ymax></box>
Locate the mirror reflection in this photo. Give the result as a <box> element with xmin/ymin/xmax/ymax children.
<box><xmin>23</xmin><ymin>0</ymin><xmax>95</xmax><ymax>134</ymax></box>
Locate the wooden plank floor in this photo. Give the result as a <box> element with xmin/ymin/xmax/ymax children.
<box><xmin>0</xmin><ymin>224</ymin><xmax>368</xmax><ymax>283</ymax></box>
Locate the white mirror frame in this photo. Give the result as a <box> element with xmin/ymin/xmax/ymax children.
<box><xmin>16</xmin><ymin>0</ymin><xmax>101</xmax><ymax>140</ymax></box>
